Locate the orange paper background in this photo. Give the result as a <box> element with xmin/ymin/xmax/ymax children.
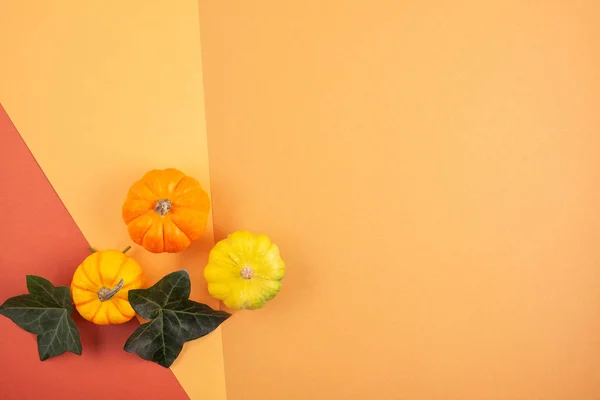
<box><xmin>198</xmin><ymin>1</ymin><xmax>600</xmax><ymax>399</ymax></box>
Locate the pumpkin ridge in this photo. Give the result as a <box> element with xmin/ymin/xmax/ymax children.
<box><xmin>112</xmin><ymin>297</ymin><xmax>134</xmax><ymax>318</ymax></box>
<box><xmin>122</xmin><ymin>200</ymin><xmax>155</xmax><ymax>223</ymax></box>
<box><xmin>111</xmin><ymin>256</ymin><xmax>130</xmax><ymax>287</ymax></box>
<box><xmin>170</xmin><ymin>187</ymin><xmax>207</xmax><ymax>208</ymax></box>
<box><xmin>138</xmin><ymin>218</ymin><xmax>155</xmax><ymax>245</ymax></box>
<box><xmin>80</xmin><ymin>262</ymin><xmax>99</xmax><ymax>290</ymax></box>
<box><xmin>72</xmin><ymin>284</ymin><xmax>97</xmax><ymax>293</ymax></box>
<box><xmin>170</xmin><ymin>174</ymin><xmax>187</xmax><ymax>197</ymax></box>
<box><xmin>168</xmin><ymin>217</ymin><xmax>193</xmax><ymax>242</ymax></box>
<box><xmin>143</xmin><ymin>181</ymin><xmax>161</xmax><ymax>199</ymax></box>
<box><xmin>171</xmin><ymin>186</ymin><xmax>195</xmax><ymax>201</ymax></box>
<box><xmin>126</xmin><ymin>210</ymin><xmax>155</xmax><ymax>225</ymax></box>
<box><xmin>89</xmin><ymin>302</ymin><xmax>103</xmax><ymax>323</ymax></box>
<box><xmin>161</xmin><ymin>222</ymin><xmax>166</xmax><ymax>253</ymax></box>
<box><xmin>74</xmin><ymin>298</ymin><xmax>97</xmax><ymax>307</ymax></box>
<box><xmin>120</xmin><ymin>273</ymin><xmax>144</xmax><ymax>290</ymax></box>
<box><xmin>96</xmin><ymin>251</ymin><xmax>106</xmax><ymax>287</ymax></box>
<box><xmin>105</xmin><ymin>303</ymin><xmax>121</xmax><ymax>324</ymax></box>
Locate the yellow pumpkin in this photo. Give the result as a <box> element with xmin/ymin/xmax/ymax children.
<box><xmin>70</xmin><ymin>247</ymin><xmax>144</xmax><ymax>325</ymax></box>
<box><xmin>204</xmin><ymin>231</ymin><xmax>285</xmax><ymax>310</ymax></box>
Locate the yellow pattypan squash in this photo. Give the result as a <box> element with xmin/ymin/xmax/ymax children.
<box><xmin>204</xmin><ymin>231</ymin><xmax>285</xmax><ymax>310</ymax></box>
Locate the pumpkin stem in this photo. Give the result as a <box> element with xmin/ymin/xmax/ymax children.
<box><xmin>154</xmin><ymin>199</ymin><xmax>172</xmax><ymax>216</ymax></box>
<box><xmin>97</xmin><ymin>278</ymin><xmax>125</xmax><ymax>302</ymax></box>
<box><xmin>122</xmin><ymin>245</ymin><xmax>132</xmax><ymax>254</ymax></box>
<box><xmin>241</xmin><ymin>266</ymin><xmax>254</xmax><ymax>280</ymax></box>
<box><xmin>88</xmin><ymin>247</ymin><xmax>97</xmax><ymax>253</ymax></box>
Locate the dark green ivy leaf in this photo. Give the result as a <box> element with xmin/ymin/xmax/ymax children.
<box><xmin>0</xmin><ymin>275</ymin><xmax>82</xmax><ymax>361</ymax></box>
<box><xmin>124</xmin><ymin>270</ymin><xmax>230</xmax><ymax>368</ymax></box>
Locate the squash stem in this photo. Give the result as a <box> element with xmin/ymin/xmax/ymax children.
<box><xmin>122</xmin><ymin>246</ymin><xmax>132</xmax><ymax>254</ymax></box>
<box><xmin>154</xmin><ymin>199</ymin><xmax>172</xmax><ymax>216</ymax></box>
<box><xmin>97</xmin><ymin>278</ymin><xmax>125</xmax><ymax>302</ymax></box>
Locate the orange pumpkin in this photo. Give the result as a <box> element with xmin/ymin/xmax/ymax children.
<box><xmin>122</xmin><ymin>168</ymin><xmax>211</xmax><ymax>253</ymax></box>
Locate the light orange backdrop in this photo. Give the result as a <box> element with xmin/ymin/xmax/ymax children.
<box><xmin>199</xmin><ymin>1</ymin><xmax>600</xmax><ymax>399</ymax></box>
